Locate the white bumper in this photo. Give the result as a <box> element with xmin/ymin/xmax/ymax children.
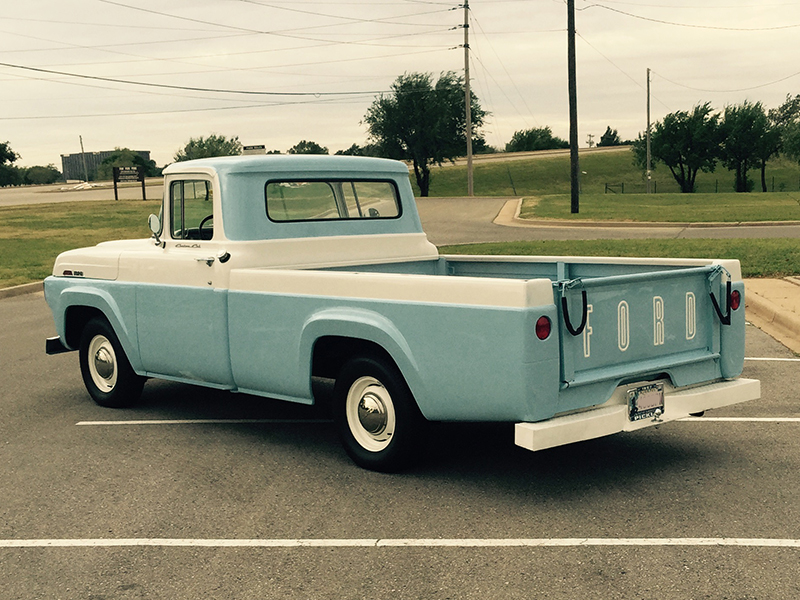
<box><xmin>515</xmin><ymin>378</ymin><xmax>761</xmax><ymax>452</ymax></box>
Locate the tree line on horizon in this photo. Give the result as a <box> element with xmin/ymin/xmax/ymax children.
<box><xmin>2</xmin><ymin>71</ymin><xmax>799</xmax><ymax>195</ymax></box>
<box><xmin>632</xmin><ymin>96</ymin><xmax>800</xmax><ymax>193</ymax></box>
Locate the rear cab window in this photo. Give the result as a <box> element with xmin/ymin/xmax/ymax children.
<box><xmin>266</xmin><ymin>180</ymin><xmax>401</xmax><ymax>222</ymax></box>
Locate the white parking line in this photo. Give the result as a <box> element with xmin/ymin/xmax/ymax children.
<box><xmin>1</xmin><ymin>537</ymin><xmax>799</xmax><ymax>549</ymax></box>
<box><xmin>745</xmin><ymin>357</ymin><xmax>800</xmax><ymax>362</ymax></box>
<box><xmin>76</xmin><ymin>419</ymin><xmax>333</xmax><ymax>426</ymax></box>
<box><xmin>680</xmin><ymin>417</ymin><xmax>800</xmax><ymax>423</ymax></box>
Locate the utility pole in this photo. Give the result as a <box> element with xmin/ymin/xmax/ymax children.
<box><xmin>463</xmin><ymin>0</ymin><xmax>474</xmax><ymax>196</ymax></box>
<box><xmin>646</xmin><ymin>68</ymin><xmax>652</xmax><ymax>194</ymax></box>
<box><xmin>567</xmin><ymin>0</ymin><xmax>579</xmax><ymax>213</ymax></box>
<box><xmin>79</xmin><ymin>135</ymin><xmax>89</xmax><ymax>183</ymax></box>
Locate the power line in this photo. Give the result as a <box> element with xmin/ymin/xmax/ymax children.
<box><xmin>95</xmin><ymin>0</ymin><xmax>455</xmax><ymax>48</ymax></box>
<box><xmin>470</xmin><ymin>12</ymin><xmax>538</xmax><ymax>127</ymax></box>
<box><xmin>0</xmin><ymin>61</ymin><xmax>388</xmax><ymax>97</ymax></box>
<box><xmin>0</xmin><ymin>96</ymin><xmax>371</xmax><ymax>121</ymax></box>
<box><xmin>653</xmin><ymin>69</ymin><xmax>800</xmax><ymax>93</ymax></box>
<box><xmin>0</xmin><ymin>46</ymin><xmax>450</xmax><ymax>84</ymax></box>
<box><xmin>581</xmin><ymin>3</ymin><xmax>800</xmax><ymax>30</ymax></box>
<box><xmin>0</xmin><ymin>16</ymin><xmax>220</xmax><ymax>32</ymax></box>
<box><xmin>583</xmin><ymin>0</ymin><xmax>800</xmax><ymax>8</ymax></box>
<box><xmin>575</xmin><ymin>32</ymin><xmax>672</xmax><ymax>112</ymax></box>
<box><xmin>232</xmin><ymin>0</ymin><xmax>457</xmax><ymax>26</ymax></box>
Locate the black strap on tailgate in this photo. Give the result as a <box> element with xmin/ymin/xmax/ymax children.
<box><xmin>558</xmin><ymin>279</ymin><xmax>588</xmax><ymax>336</ymax></box>
<box><xmin>709</xmin><ymin>273</ymin><xmax>733</xmax><ymax>326</ymax></box>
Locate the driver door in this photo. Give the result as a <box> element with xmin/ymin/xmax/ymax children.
<box><xmin>127</xmin><ymin>176</ymin><xmax>235</xmax><ymax>387</ymax></box>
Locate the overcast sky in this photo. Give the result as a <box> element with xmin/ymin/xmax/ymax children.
<box><xmin>1</xmin><ymin>0</ymin><xmax>799</xmax><ymax>169</ymax></box>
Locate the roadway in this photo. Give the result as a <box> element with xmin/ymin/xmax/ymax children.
<box><xmin>3</xmin><ymin>181</ymin><xmax>800</xmax><ymax>598</ymax></box>
<box><xmin>3</xmin><ymin>184</ymin><xmax>800</xmax><ymax>245</ymax></box>
<box><xmin>0</xmin><ymin>180</ymin><xmax>161</xmax><ymax>207</ymax></box>
<box><xmin>1</xmin><ymin>292</ymin><xmax>798</xmax><ymax>598</ymax></box>
<box><xmin>416</xmin><ymin>196</ymin><xmax>800</xmax><ymax>245</ymax></box>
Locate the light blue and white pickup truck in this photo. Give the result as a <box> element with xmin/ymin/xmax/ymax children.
<box><xmin>45</xmin><ymin>155</ymin><xmax>760</xmax><ymax>471</ymax></box>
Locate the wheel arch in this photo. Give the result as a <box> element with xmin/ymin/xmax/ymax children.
<box><xmin>57</xmin><ymin>287</ymin><xmax>142</xmax><ymax>371</ymax></box>
<box><xmin>301</xmin><ymin>308</ymin><xmax>427</xmax><ymax>415</ymax></box>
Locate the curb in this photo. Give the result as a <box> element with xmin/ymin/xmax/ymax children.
<box><xmin>497</xmin><ymin>199</ymin><xmax>800</xmax><ymax>230</ymax></box>
<box><xmin>746</xmin><ymin>288</ymin><xmax>800</xmax><ymax>354</ymax></box>
<box><xmin>0</xmin><ymin>281</ymin><xmax>43</xmax><ymax>300</ymax></box>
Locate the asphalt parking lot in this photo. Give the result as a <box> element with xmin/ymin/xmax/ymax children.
<box><xmin>2</xmin><ymin>291</ymin><xmax>799</xmax><ymax>599</ymax></box>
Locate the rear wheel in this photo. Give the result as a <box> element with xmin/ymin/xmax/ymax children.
<box><xmin>79</xmin><ymin>317</ymin><xmax>144</xmax><ymax>408</ymax></box>
<box><xmin>334</xmin><ymin>356</ymin><xmax>426</xmax><ymax>472</ymax></box>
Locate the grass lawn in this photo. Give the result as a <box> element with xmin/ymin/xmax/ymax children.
<box><xmin>0</xmin><ymin>200</ymin><xmax>158</xmax><ymax>288</ymax></box>
<box><xmin>520</xmin><ymin>192</ymin><xmax>800</xmax><ymax>222</ymax></box>
<box><xmin>3</xmin><ymin>156</ymin><xmax>800</xmax><ymax>290</ymax></box>
<box><xmin>441</xmin><ymin>239</ymin><xmax>800</xmax><ymax>279</ymax></box>
<box><xmin>419</xmin><ymin>147</ymin><xmax>800</xmax><ymax>198</ymax></box>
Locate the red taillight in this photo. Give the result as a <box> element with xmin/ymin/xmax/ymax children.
<box><xmin>730</xmin><ymin>290</ymin><xmax>741</xmax><ymax>311</ymax></box>
<box><xmin>536</xmin><ymin>316</ymin><xmax>551</xmax><ymax>340</ymax></box>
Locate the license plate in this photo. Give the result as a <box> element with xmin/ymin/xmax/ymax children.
<box><xmin>628</xmin><ymin>383</ymin><xmax>665</xmax><ymax>421</ymax></box>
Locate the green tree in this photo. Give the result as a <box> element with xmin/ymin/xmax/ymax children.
<box><xmin>364</xmin><ymin>71</ymin><xmax>486</xmax><ymax>197</ymax></box>
<box><xmin>505</xmin><ymin>127</ymin><xmax>568</xmax><ymax>152</ymax></box>
<box><xmin>632</xmin><ymin>103</ymin><xmax>721</xmax><ymax>193</ymax></box>
<box><xmin>96</xmin><ymin>147</ymin><xmax>159</xmax><ymax>180</ymax></box>
<box><xmin>23</xmin><ymin>164</ymin><xmax>62</xmax><ymax>185</ymax></box>
<box><xmin>597</xmin><ymin>126</ymin><xmax>621</xmax><ymax>147</ymax></box>
<box><xmin>768</xmin><ymin>93</ymin><xmax>800</xmax><ymax>128</ymax></box>
<box><xmin>783</xmin><ymin>121</ymin><xmax>800</xmax><ymax>164</ymax></box>
<box><xmin>720</xmin><ymin>101</ymin><xmax>770</xmax><ymax>193</ymax></box>
<box><xmin>769</xmin><ymin>94</ymin><xmax>800</xmax><ymax>171</ymax></box>
<box><xmin>174</xmin><ymin>134</ymin><xmax>242</xmax><ymax>162</ymax></box>
<box><xmin>754</xmin><ymin>119</ymin><xmax>782</xmax><ymax>193</ymax></box>
<box><xmin>334</xmin><ymin>143</ymin><xmax>380</xmax><ymax>156</ymax></box>
<box><xmin>0</xmin><ymin>141</ymin><xmax>21</xmax><ymax>187</ymax></box>
<box><xmin>287</xmin><ymin>140</ymin><xmax>328</xmax><ymax>155</ymax></box>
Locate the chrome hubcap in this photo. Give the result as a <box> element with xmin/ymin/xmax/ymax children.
<box><xmin>346</xmin><ymin>376</ymin><xmax>396</xmax><ymax>452</ymax></box>
<box><xmin>87</xmin><ymin>334</ymin><xmax>117</xmax><ymax>393</ymax></box>
<box><xmin>358</xmin><ymin>392</ymin><xmax>388</xmax><ymax>435</ymax></box>
<box><xmin>94</xmin><ymin>347</ymin><xmax>115</xmax><ymax>380</ymax></box>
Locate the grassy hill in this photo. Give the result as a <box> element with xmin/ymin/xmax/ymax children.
<box><xmin>420</xmin><ymin>147</ymin><xmax>800</xmax><ymax>198</ymax></box>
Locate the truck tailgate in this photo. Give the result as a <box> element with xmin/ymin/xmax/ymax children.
<box><xmin>556</xmin><ymin>265</ymin><xmax>744</xmax><ymax>414</ymax></box>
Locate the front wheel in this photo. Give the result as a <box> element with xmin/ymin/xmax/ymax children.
<box><xmin>79</xmin><ymin>317</ymin><xmax>145</xmax><ymax>408</ymax></box>
<box><xmin>334</xmin><ymin>356</ymin><xmax>426</xmax><ymax>472</ymax></box>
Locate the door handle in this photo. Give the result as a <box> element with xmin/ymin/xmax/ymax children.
<box><xmin>195</xmin><ymin>251</ymin><xmax>230</xmax><ymax>267</ymax></box>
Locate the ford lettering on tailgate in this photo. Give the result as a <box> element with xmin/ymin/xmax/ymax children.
<box><xmin>559</xmin><ymin>266</ymin><xmax>728</xmax><ymax>389</ymax></box>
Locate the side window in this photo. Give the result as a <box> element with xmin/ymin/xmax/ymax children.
<box><xmin>170</xmin><ymin>180</ymin><xmax>213</xmax><ymax>240</ymax></box>
<box><xmin>266</xmin><ymin>182</ymin><xmax>339</xmax><ymax>221</ymax></box>
<box><xmin>266</xmin><ymin>180</ymin><xmax>400</xmax><ymax>222</ymax></box>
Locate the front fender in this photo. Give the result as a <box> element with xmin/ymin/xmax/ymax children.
<box><xmin>44</xmin><ymin>277</ymin><xmax>141</xmax><ymax>370</ymax></box>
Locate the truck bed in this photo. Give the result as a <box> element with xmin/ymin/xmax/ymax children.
<box><xmin>227</xmin><ymin>253</ymin><xmax>746</xmax><ymax>424</ymax></box>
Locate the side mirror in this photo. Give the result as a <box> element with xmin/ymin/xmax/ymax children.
<box><xmin>148</xmin><ymin>214</ymin><xmax>164</xmax><ymax>247</ymax></box>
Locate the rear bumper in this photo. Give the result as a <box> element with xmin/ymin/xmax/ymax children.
<box><xmin>515</xmin><ymin>378</ymin><xmax>761</xmax><ymax>452</ymax></box>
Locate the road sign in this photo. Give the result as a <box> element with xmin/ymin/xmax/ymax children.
<box><xmin>112</xmin><ymin>166</ymin><xmax>146</xmax><ymax>201</ymax></box>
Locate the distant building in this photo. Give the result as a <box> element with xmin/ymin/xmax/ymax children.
<box><xmin>60</xmin><ymin>150</ymin><xmax>152</xmax><ymax>181</ymax></box>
